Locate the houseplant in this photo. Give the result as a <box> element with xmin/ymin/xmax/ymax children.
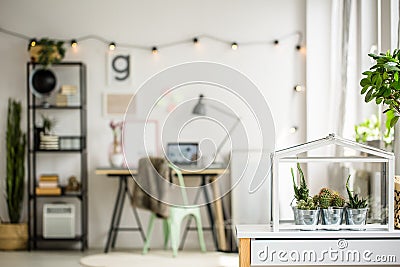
<box><xmin>316</xmin><ymin>187</ymin><xmax>345</xmax><ymax>229</ymax></box>
<box><xmin>29</xmin><ymin>38</ymin><xmax>65</xmax><ymax>67</ymax></box>
<box><xmin>345</xmin><ymin>175</ymin><xmax>368</xmax><ymax>230</ymax></box>
<box><xmin>360</xmin><ymin>49</ymin><xmax>400</xmax><ymax>128</ymax></box>
<box><xmin>0</xmin><ymin>99</ymin><xmax>27</xmax><ymax>250</ymax></box>
<box><xmin>291</xmin><ymin>163</ymin><xmax>319</xmax><ymax>228</ymax></box>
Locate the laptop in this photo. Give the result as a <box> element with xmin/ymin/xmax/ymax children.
<box><xmin>166</xmin><ymin>142</ymin><xmax>199</xmax><ymax>166</ymax></box>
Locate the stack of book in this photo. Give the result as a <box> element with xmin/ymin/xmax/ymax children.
<box><xmin>39</xmin><ymin>134</ymin><xmax>59</xmax><ymax>150</ymax></box>
<box><xmin>56</xmin><ymin>85</ymin><xmax>79</xmax><ymax>106</ymax></box>
<box><xmin>36</xmin><ymin>174</ymin><xmax>61</xmax><ymax>195</ymax></box>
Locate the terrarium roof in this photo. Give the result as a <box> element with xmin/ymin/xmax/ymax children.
<box><xmin>274</xmin><ymin>133</ymin><xmax>394</xmax><ymax>159</ymax></box>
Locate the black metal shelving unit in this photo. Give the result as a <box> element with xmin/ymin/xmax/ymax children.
<box><xmin>27</xmin><ymin>62</ymin><xmax>88</xmax><ymax>251</ymax></box>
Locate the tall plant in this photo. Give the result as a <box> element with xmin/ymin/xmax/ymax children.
<box><xmin>6</xmin><ymin>98</ymin><xmax>26</xmax><ymax>223</ymax></box>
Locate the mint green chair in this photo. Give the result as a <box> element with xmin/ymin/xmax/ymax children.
<box><xmin>142</xmin><ymin>164</ymin><xmax>206</xmax><ymax>257</ymax></box>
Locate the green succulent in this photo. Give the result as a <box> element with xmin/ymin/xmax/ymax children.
<box><xmin>291</xmin><ymin>163</ymin><xmax>309</xmax><ymax>202</ymax></box>
<box><xmin>318</xmin><ymin>187</ymin><xmax>333</xmax><ymax>209</ymax></box>
<box><xmin>346</xmin><ymin>175</ymin><xmax>368</xmax><ymax>209</ymax></box>
<box><xmin>297</xmin><ymin>197</ymin><xmax>317</xmax><ymax>210</ymax></box>
<box><xmin>331</xmin><ymin>191</ymin><xmax>346</xmax><ymax>208</ymax></box>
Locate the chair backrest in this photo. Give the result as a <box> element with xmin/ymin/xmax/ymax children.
<box><xmin>168</xmin><ymin>163</ymin><xmax>189</xmax><ymax>206</ymax></box>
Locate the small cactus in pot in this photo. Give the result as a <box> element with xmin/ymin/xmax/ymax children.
<box><xmin>317</xmin><ymin>188</ymin><xmax>346</xmax><ymax>229</ymax></box>
<box><xmin>290</xmin><ymin>163</ymin><xmax>319</xmax><ymax>229</ymax></box>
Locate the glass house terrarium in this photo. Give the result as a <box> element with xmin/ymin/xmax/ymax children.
<box><xmin>271</xmin><ymin>134</ymin><xmax>395</xmax><ymax>232</ymax></box>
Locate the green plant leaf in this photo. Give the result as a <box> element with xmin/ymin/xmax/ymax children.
<box><xmin>390</xmin><ymin>116</ymin><xmax>399</xmax><ymax>128</ymax></box>
<box><xmin>395</xmin><ymin>72</ymin><xmax>399</xmax><ymax>82</ymax></box>
<box><xmin>360</xmin><ymin>78</ymin><xmax>370</xmax><ymax>87</ymax></box>
<box><xmin>361</xmin><ymin>85</ymin><xmax>369</xmax><ymax>94</ymax></box>
<box><xmin>375</xmin><ymin>97</ymin><xmax>383</xmax><ymax>104</ymax></box>
<box><xmin>365</xmin><ymin>89</ymin><xmax>374</xmax><ymax>102</ymax></box>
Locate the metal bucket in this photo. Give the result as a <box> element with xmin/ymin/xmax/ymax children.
<box><xmin>345</xmin><ymin>208</ymin><xmax>368</xmax><ymax>230</ymax></box>
<box><xmin>297</xmin><ymin>209</ymin><xmax>319</xmax><ymax>230</ymax></box>
<box><xmin>321</xmin><ymin>208</ymin><xmax>344</xmax><ymax>230</ymax></box>
<box><xmin>291</xmin><ymin>206</ymin><xmax>301</xmax><ymax>225</ymax></box>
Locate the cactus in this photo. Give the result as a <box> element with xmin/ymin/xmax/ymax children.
<box><xmin>297</xmin><ymin>197</ymin><xmax>317</xmax><ymax>210</ymax></box>
<box><xmin>6</xmin><ymin>98</ymin><xmax>26</xmax><ymax>223</ymax></box>
<box><xmin>318</xmin><ymin>188</ymin><xmax>333</xmax><ymax>209</ymax></box>
<box><xmin>331</xmin><ymin>191</ymin><xmax>346</xmax><ymax>208</ymax></box>
<box><xmin>291</xmin><ymin>163</ymin><xmax>309</xmax><ymax>202</ymax></box>
<box><xmin>346</xmin><ymin>175</ymin><xmax>368</xmax><ymax>209</ymax></box>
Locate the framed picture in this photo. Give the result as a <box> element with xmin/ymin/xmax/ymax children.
<box><xmin>103</xmin><ymin>92</ymin><xmax>135</xmax><ymax>117</ymax></box>
<box><xmin>107</xmin><ymin>50</ymin><xmax>133</xmax><ymax>87</ymax></box>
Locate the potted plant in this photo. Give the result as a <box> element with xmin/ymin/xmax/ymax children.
<box><xmin>360</xmin><ymin>50</ymin><xmax>400</xmax><ymax>127</ymax></box>
<box><xmin>354</xmin><ymin>113</ymin><xmax>394</xmax><ymax>149</ymax></box>
<box><xmin>291</xmin><ymin>163</ymin><xmax>319</xmax><ymax>229</ymax></box>
<box><xmin>345</xmin><ymin>175</ymin><xmax>368</xmax><ymax>230</ymax></box>
<box><xmin>316</xmin><ymin>187</ymin><xmax>345</xmax><ymax>229</ymax></box>
<box><xmin>29</xmin><ymin>38</ymin><xmax>65</xmax><ymax>67</ymax></box>
<box><xmin>0</xmin><ymin>99</ymin><xmax>27</xmax><ymax>250</ymax></box>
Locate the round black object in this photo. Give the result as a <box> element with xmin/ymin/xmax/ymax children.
<box><xmin>30</xmin><ymin>69</ymin><xmax>57</xmax><ymax>97</ymax></box>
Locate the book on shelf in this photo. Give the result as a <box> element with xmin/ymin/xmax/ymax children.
<box><xmin>39</xmin><ymin>174</ymin><xmax>59</xmax><ymax>182</ymax></box>
<box><xmin>35</xmin><ymin>187</ymin><xmax>61</xmax><ymax>195</ymax></box>
<box><xmin>38</xmin><ymin>181</ymin><xmax>59</xmax><ymax>188</ymax></box>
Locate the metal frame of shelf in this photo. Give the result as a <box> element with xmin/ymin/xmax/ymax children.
<box><xmin>27</xmin><ymin>62</ymin><xmax>88</xmax><ymax>251</ymax></box>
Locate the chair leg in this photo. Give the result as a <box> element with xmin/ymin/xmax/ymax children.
<box><xmin>142</xmin><ymin>213</ymin><xmax>156</xmax><ymax>254</ymax></box>
<box><xmin>163</xmin><ymin>219</ymin><xmax>170</xmax><ymax>249</ymax></box>
<box><xmin>193</xmin><ymin>211</ymin><xmax>206</xmax><ymax>252</ymax></box>
<box><xmin>169</xmin><ymin>216</ymin><xmax>181</xmax><ymax>257</ymax></box>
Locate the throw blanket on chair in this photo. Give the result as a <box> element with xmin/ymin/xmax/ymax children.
<box><xmin>131</xmin><ymin>157</ymin><xmax>170</xmax><ymax>218</ymax></box>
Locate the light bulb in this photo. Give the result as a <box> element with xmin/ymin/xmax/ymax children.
<box><xmin>294</xmin><ymin>85</ymin><xmax>304</xmax><ymax>92</ymax></box>
<box><xmin>273</xmin><ymin>40</ymin><xmax>279</xmax><ymax>46</ymax></box>
<box><xmin>231</xmin><ymin>42</ymin><xmax>238</xmax><ymax>50</ymax></box>
<box><xmin>109</xmin><ymin>42</ymin><xmax>116</xmax><ymax>51</ymax></box>
<box><xmin>71</xmin><ymin>39</ymin><xmax>78</xmax><ymax>48</ymax></box>
<box><xmin>152</xmin><ymin>47</ymin><xmax>158</xmax><ymax>54</ymax></box>
<box><xmin>193</xmin><ymin>37</ymin><xmax>199</xmax><ymax>44</ymax></box>
<box><xmin>29</xmin><ymin>38</ymin><xmax>37</xmax><ymax>47</ymax></box>
<box><xmin>289</xmin><ymin>126</ymin><xmax>298</xmax><ymax>134</ymax></box>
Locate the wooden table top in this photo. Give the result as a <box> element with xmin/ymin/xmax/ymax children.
<box><xmin>95</xmin><ymin>166</ymin><xmax>228</xmax><ymax>176</ymax></box>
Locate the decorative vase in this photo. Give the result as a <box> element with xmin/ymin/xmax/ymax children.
<box><xmin>109</xmin><ymin>134</ymin><xmax>124</xmax><ymax>167</ymax></box>
<box><xmin>321</xmin><ymin>207</ymin><xmax>344</xmax><ymax>230</ymax></box>
<box><xmin>345</xmin><ymin>207</ymin><xmax>368</xmax><ymax>230</ymax></box>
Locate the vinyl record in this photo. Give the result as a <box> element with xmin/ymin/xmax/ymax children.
<box><xmin>30</xmin><ymin>68</ymin><xmax>57</xmax><ymax>98</ymax></box>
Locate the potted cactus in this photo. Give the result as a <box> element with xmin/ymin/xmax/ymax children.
<box><xmin>291</xmin><ymin>163</ymin><xmax>319</xmax><ymax>229</ymax></box>
<box><xmin>345</xmin><ymin>175</ymin><xmax>368</xmax><ymax>230</ymax></box>
<box><xmin>0</xmin><ymin>99</ymin><xmax>28</xmax><ymax>250</ymax></box>
<box><xmin>316</xmin><ymin>188</ymin><xmax>346</xmax><ymax>229</ymax></box>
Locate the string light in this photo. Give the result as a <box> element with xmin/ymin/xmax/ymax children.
<box><xmin>109</xmin><ymin>42</ymin><xmax>116</xmax><ymax>51</ymax></box>
<box><xmin>152</xmin><ymin>46</ymin><xmax>158</xmax><ymax>54</ymax></box>
<box><xmin>231</xmin><ymin>42</ymin><xmax>238</xmax><ymax>50</ymax></box>
<box><xmin>289</xmin><ymin>126</ymin><xmax>298</xmax><ymax>134</ymax></box>
<box><xmin>70</xmin><ymin>39</ymin><xmax>78</xmax><ymax>48</ymax></box>
<box><xmin>29</xmin><ymin>38</ymin><xmax>37</xmax><ymax>47</ymax></box>
<box><xmin>0</xmin><ymin>27</ymin><xmax>305</xmax><ymax>53</ymax></box>
<box><xmin>294</xmin><ymin>84</ymin><xmax>305</xmax><ymax>92</ymax></box>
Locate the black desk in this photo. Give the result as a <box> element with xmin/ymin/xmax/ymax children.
<box><xmin>95</xmin><ymin>167</ymin><xmax>228</xmax><ymax>253</ymax></box>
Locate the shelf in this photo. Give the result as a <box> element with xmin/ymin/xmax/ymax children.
<box><xmin>30</xmin><ymin>149</ymin><xmax>84</xmax><ymax>153</ymax></box>
<box><xmin>33</xmin><ymin>235</ymin><xmax>85</xmax><ymax>242</ymax></box>
<box><xmin>30</xmin><ymin>193</ymin><xmax>84</xmax><ymax>198</ymax></box>
<box><xmin>29</xmin><ymin>105</ymin><xmax>82</xmax><ymax>110</ymax></box>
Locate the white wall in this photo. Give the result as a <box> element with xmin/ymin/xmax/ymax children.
<box><xmin>0</xmin><ymin>0</ymin><xmax>306</xmax><ymax>249</ymax></box>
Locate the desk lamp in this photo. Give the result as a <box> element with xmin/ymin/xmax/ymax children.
<box><xmin>192</xmin><ymin>94</ymin><xmax>241</xmax><ymax>165</ymax></box>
